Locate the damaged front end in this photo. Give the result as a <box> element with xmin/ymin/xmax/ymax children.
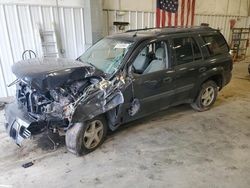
<box><xmin>4</xmin><ymin>58</ymin><xmax>127</xmax><ymax>146</ymax></box>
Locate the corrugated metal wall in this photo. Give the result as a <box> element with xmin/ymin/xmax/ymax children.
<box><xmin>195</xmin><ymin>14</ymin><xmax>248</xmax><ymax>42</ymax></box>
<box><xmin>0</xmin><ymin>5</ymin><xmax>249</xmax><ymax>98</ymax></box>
<box><xmin>103</xmin><ymin>9</ymin><xmax>248</xmax><ymax>42</ymax></box>
<box><xmin>0</xmin><ymin>3</ymin><xmax>85</xmax><ymax>97</ymax></box>
<box><xmin>103</xmin><ymin>10</ymin><xmax>156</xmax><ymax>35</ymax></box>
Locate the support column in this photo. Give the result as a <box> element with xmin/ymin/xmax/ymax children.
<box><xmin>84</xmin><ymin>0</ymin><xmax>104</xmax><ymax>48</ymax></box>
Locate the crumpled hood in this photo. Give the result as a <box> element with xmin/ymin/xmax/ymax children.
<box><xmin>12</xmin><ymin>58</ymin><xmax>102</xmax><ymax>91</ymax></box>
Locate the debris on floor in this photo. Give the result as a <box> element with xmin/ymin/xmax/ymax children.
<box><xmin>22</xmin><ymin>162</ymin><xmax>34</xmax><ymax>168</ymax></box>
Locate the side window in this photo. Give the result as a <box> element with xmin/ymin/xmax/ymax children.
<box><xmin>132</xmin><ymin>41</ymin><xmax>169</xmax><ymax>75</ymax></box>
<box><xmin>173</xmin><ymin>37</ymin><xmax>202</xmax><ymax>65</ymax></box>
<box><xmin>202</xmin><ymin>34</ymin><xmax>229</xmax><ymax>56</ymax></box>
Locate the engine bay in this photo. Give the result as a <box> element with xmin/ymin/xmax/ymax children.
<box><xmin>16</xmin><ymin>75</ymin><xmax>126</xmax><ymax>129</ymax></box>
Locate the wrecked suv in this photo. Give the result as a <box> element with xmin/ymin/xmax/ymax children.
<box><xmin>5</xmin><ymin>27</ymin><xmax>232</xmax><ymax>155</ymax></box>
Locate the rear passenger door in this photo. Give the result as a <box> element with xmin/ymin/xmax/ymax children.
<box><xmin>170</xmin><ymin>35</ymin><xmax>204</xmax><ymax>104</ymax></box>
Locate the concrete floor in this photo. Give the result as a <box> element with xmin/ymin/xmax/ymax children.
<box><xmin>0</xmin><ymin>61</ymin><xmax>250</xmax><ymax>188</ymax></box>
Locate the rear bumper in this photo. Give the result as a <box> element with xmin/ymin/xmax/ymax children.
<box><xmin>223</xmin><ymin>71</ymin><xmax>232</xmax><ymax>87</ymax></box>
<box><xmin>5</xmin><ymin>102</ymin><xmax>35</xmax><ymax>146</ymax></box>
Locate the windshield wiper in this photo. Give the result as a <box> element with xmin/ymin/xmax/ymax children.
<box><xmin>77</xmin><ymin>58</ymin><xmax>95</xmax><ymax>68</ymax></box>
<box><xmin>88</xmin><ymin>62</ymin><xmax>96</xmax><ymax>68</ymax></box>
<box><xmin>77</xmin><ymin>58</ymin><xmax>92</xmax><ymax>66</ymax></box>
<box><xmin>77</xmin><ymin>57</ymin><xmax>109</xmax><ymax>76</ymax></box>
<box><xmin>8</xmin><ymin>78</ymin><xmax>21</xmax><ymax>87</ymax></box>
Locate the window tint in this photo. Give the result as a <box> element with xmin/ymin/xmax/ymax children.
<box><xmin>202</xmin><ymin>34</ymin><xmax>229</xmax><ymax>56</ymax></box>
<box><xmin>173</xmin><ymin>37</ymin><xmax>202</xmax><ymax>65</ymax></box>
<box><xmin>132</xmin><ymin>41</ymin><xmax>169</xmax><ymax>75</ymax></box>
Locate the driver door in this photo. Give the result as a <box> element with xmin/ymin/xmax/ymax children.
<box><xmin>127</xmin><ymin>40</ymin><xmax>175</xmax><ymax>120</ymax></box>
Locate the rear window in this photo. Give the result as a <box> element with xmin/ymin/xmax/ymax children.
<box><xmin>202</xmin><ymin>34</ymin><xmax>229</xmax><ymax>56</ymax></box>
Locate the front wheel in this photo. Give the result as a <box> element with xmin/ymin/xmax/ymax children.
<box><xmin>65</xmin><ymin>115</ymin><xmax>107</xmax><ymax>156</ymax></box>
<box><xmin>191</xmin><ymin>80</ymin><xmax>218</xmax><ymax>112</ymax></box>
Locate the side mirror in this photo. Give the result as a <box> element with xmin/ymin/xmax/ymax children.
<box><xmin>126</xmin><ymin>65</ymin><xmax>138</xmax><ymax>82</ymax></box>
<box><xmin>127</xmin><ymin>65</ymin><xmax>135</xmax><ymax>77</ymax></box>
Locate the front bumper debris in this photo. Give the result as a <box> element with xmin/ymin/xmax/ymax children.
<box><xmin>4</xmin><ymin>102</ymin><xmax>32</xmax><ymax>146</ymax></box>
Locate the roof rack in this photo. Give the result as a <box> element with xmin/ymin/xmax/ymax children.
<box><xmin>125</xmin><ymin>26</ymin><xmax>211</xmax><ymax>33</ymax></box>
<box><xmin>126</xmin><ymin>26</ymin><xmax>173</xmax><ymax>33</ymax></box>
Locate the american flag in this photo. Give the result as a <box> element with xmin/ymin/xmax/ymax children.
<box><xmin>156</xmin><ymin>0</ymin><xmax>196</xmax><ymax>28</ymax></box>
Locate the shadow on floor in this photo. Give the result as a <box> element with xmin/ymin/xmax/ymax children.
<box><xmin>109</xmin><ymin>104</ymin><xmax>192</xmax><ymax>137</ymax></box>
<box><xmin>33</xmin><ymin>104</ymin><xmax>193</xmax><ymax>151</ymax></box>
<box><xmin>34</xmin><ymin>132</ymin><xmax>65</xmax><ymax>151</ymax></box>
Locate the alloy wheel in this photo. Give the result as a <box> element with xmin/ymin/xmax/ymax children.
<box><xmin>201</xmin><ymin>86</ymin><xmax>215</xmax><ymax>107</ymax></box>
<box><xmin>83</xmin><ymin>120</ymin><xmax>104</xmax><ymax>149</ymax></box>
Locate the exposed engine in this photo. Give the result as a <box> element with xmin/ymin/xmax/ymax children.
<box><xmin>16</xmin><ymin>75</ymin><xmax>125</xmax><ymax>125</ymax></box>
<box><xmin>16</xmin><ymin>77</ymin><xmax>101</xmax><ymax>121</ymax></box>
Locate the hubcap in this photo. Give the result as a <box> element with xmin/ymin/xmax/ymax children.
<box><xmin>201</xmin><ymin>86</ymin><xmax>215</xmax><ymax>107</ymax></box>
<box><xmin>83</xmin><ymin>120</ymin><xmax>104</xmax><ymax>149</ymax></box>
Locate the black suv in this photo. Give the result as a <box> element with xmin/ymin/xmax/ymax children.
<box><xmin>5</xmin><ymin>27</ymin><xmax>232</xmax><ymax>155</ymax></box>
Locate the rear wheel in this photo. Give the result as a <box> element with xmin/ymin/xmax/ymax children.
<box><xmin>191</xmin><ymin>80</ymin><xmax>218</xmax><ymax>112</ymax></box>
<box><xmin>65</xmin><ymin>115</ymin><xmax>107</xmax><ymax>156</ymax></box>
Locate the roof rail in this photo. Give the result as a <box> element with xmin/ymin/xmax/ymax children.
<box><xmin>126</xmin><ymin>26</ymin><xmax>175</xmax><ymax>33</ymax></box>
<box><xmin>125</xmin><ymin>27</ymin><xmax>158</xmax><ymax>33</ymax></box>
<box><xmin>125</xmin><ymin>26</ymin><xmax>211</xmax><ymax>33</ymax></box>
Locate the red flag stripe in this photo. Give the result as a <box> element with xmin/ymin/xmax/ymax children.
<box><xmin>191</xmin><ymin>0</ymin><xmax>196</xmax><ymax>26</ymax></box>
<box><xmin>168</xmin><ymin>12</ymin><xmax>172</xmax><ymax>26</ymax></box>
<box><xmin>162</xmin><ymin>10</ymin><xmax>166</xmax><ymax>27</ymax></box>
<box><xmin>186</xmin><ymin>0</ymin><xmax>191</xmax><ymax>27</ymax></box>
<box><xmin>156</xmin><ymin>8</ymin><xmax>161</xmax><ymax>28</ymax></box>
<box><xmin>181</xmin><ymin>0</ymin><xmax>185</xmax><ymax>27</ymax></box>
<box><xmin>174</xmin><ymin>12</ymin><xmax>178</xmax><ymax>27</ymax></box>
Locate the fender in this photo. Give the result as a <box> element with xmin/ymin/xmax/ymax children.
<box><xmin>71</xmin><ymin>90</ymin><xmax>124</xmax><ymax>123</ymax></box>
<box><xmin>69</xmin><ymin>74</ymin><xmax>132</xmax><ymax>130</ymax></box>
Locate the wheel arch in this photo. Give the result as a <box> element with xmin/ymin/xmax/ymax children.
<box><xmin>192</xmin><ymin>72</ymin><xmax>223</xmax><ymax>103</ymax></box>
<box><xmin>203</xmin><ymin>74</ymin><xmax>223</xmax><ymax>90</ymax></box>
<box><xmin>70</xmin><ymin>91</ymin><xmax>124</xmax><ymax>129</ymax></box>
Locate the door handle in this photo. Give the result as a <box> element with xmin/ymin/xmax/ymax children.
<box><xmin>199</xmin><ymin>67</ymin><xmax>207</xmax><ymax>73</ymax></box>
<box><xmin>163</xmin><ymin>77</ymin><xmax>172</xmax><ymax>83</ymax></box>
<box><xmin>166</xmin><ymin>70</ymin><xmax>175</xmax><ymax>74</ymax></box>
<box><xmin>144</xmin><ymin>80</ymin><xmax>158</xmax><ymax>86</ymax></box>
<box><xmin>178</xmin><ymin>67</ymin><xmax>187</xmax><ymax>71</ymax></box>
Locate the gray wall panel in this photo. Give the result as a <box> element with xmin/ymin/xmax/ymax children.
<box><xmin>0</xmin><ymin>3</ymin><xmax>86</xmax><ymax>97</ymax></box>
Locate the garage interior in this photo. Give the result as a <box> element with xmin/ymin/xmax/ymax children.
<box><xmin>0</xmin><ymin>0</ymin><xmax>250</xmax><ymax>187</ymax></box>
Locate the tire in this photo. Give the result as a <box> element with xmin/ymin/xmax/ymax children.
<box><xmin>65</xmin><ymin>115</ymin><xmax>107</xmax><ymax>156</ymax></box>
<box><xmin>191</xmin><ymin>80</ymin><xmax>218</xmax><ymax>112</ymax></box>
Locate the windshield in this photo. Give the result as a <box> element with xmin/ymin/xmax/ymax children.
<box><xmin>79</xmin><ymin>38</ymin><xmax>133</xmax><ymax>75</ymax></box>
